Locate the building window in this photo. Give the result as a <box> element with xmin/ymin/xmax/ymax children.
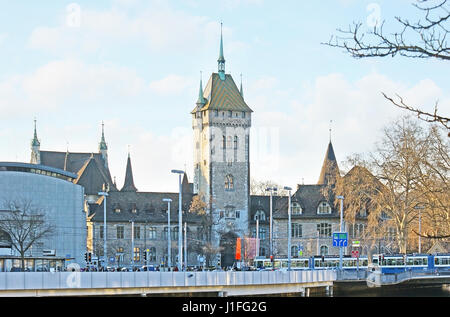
<box><xmin>227</xmin><ymin>136</ymin><xmax>232</xmax><ymax>149</ymax></box>
<box><xmin>242</xmin><ymin>111</ymin><xmax>246</xmax><ymax>118</ymax></box>
<box><xmin>148</xmin><ymin>227</ymin><xmax>157</xmax><ymax>240</ymax></box>
<box><xmin>99</xmin><ymin>226</ymin><xmax>104</xmax><ymax>239</ymax></box>
<box><xmin>317</xmin><ymin>223</ymin><xmax>332</xmax><ymax>237</ymax></box>
<box><xmin>134</xmin><ymin>226</ymin><xmax>141</xmax><ymax>239</ymax></box>
<box><xmin>133</xmin><ymin>247</ymin><xmax>140</xmax><ymax>262</ymax></box>
<box><xmin>291</xmin><ymin>202</ymin><xmax>302</xmax><ymax>215</ymax></box>
<box><xmin>291</xmin><ymin>245</ymin><xmax>299</xmax><ymax>258</ymax></box>
<box><xmin>225</xmin><ymin>174</ymin><xmax>234</xmax><ymax>190</ymax></box>
<box><xmin>234</xmin><ymin>136</ymin><xmax>238</xmax><ymax>150</ymax></box>
<box><xmin>253</xmin><ymin>227</ymin><xmax>266</xmax><ymax>240</ymax></box>
<box><xmin>228</xmin><ymin>110</ymin><xmax>232</xmax><ymax>118</ymax></box>
<box><xmin>215</xmin><ymin>110</ymin><xmax>219</xmax><ymax>117</ymax></box>
<box><xmin>223</xmin><ymin>135</ymin><xmax>226</xmax><ymax>149</ymax></box>
<box><xmin>320</xmin><ymin>245</ymin><xmax>329</xmax><ymax>256</ymax></box>
<box><xmin>317</xmin><ymin>201</ymin><xmax>332</xmax><ymax>214</ymax></box>
<box><xmin>149</xmin><ymin>247</ymin><xmax>156</xmax><ymax>262</ymax></box>
<box><xmin>164</xmin><ymin>227</ymin><xmax>178</xmax><ymax>240</ymax></box>
<box><xmin>291</xmin><ymin>223</ymin><xmax>302</xmax><ymax>238</ymax></box>
<box><xmin>235</xmin><ymin>210</ymin><xmax>240</xmax><ymax>219</ymax></box>
<box><xmin>114</xmin><ymin>208</ymin><xmax>121</xmax><ymax>213</ymax></box>
<box><xmin>116</xmin><ymin>226</ymin><xmax>124</xmax><ymax>239</ymax></box>
<box><xmin>254</xmin><ymin>210</ymin><xmax>266</xmax><ymax>222</ymax></box>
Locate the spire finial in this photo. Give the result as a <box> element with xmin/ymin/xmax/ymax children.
<box><xmin>329</xmin><ymin>120</ymin><xmax>332</xmax><ymax>142</ymax></box>
<box><xmin>218</xmin><ymin>22</ymin><xmax>225</xmax><ymax>76</ymax></box>
<box><xmin>31</xmin><ymin>117</ymin><xmax>40</xmax><ymax>147</ymax></box>
<box><xmin>99</xmin><ymin>120</ymin><xmax>108</xmax><ymax>151</ymax></box>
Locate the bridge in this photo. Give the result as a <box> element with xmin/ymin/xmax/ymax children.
<box><xmin>0</xmin><ymin>270</ymin><xmax>336</xmax><ymax>297</ymax></box>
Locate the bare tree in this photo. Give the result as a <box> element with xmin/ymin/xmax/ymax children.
<box><xmin>324</xmin><ymin>0</ymin><xmax>449</xmax><ymax>134</ymax></box>
<box><xmin>336</xmin><ymin>117</ymin><xmax>449</xmax><ymax>253</ymax></box>
<box><xmin>250</xmin><ymin>178</ymin><xmax>289</xmax><ymax>196</ymax></box>
<box><xmin>0</xmin><ymin>199</ymin><xmax>54</xmax><ymax>271</ymax></box>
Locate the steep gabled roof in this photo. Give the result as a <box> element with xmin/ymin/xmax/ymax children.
<box><xmin>191</xmin><ymin>73</ymin><xmax>253</xmax><ymax>113</ymax></box>
<box><xmin>39</xmin><ymin>150</ymin><xmax>117</xmax><ymax>194</ymax></box>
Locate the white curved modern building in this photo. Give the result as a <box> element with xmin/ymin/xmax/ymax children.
<box><xmin>0</xmin><ymin>162</ymin><xmax>86</xmax><ymax>268</ymax></box>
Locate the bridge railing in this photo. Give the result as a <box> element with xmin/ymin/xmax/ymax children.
<box><xmin>0</xmin><ymin>270</ymin><xmax>336</xmax><ymax>291</ymax></box>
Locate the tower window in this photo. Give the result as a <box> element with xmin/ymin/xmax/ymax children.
<box><xmin>242</xmin><ymin>112</ymin><xmax>246</xmax><ymax>118</ymax></box>
<box><xmin>215</xmin><ymin>110</ymin><xmax>219</xmax><ymax>117</ymax></box>
<box><xmin>223</xmin><ymin>136</ymin><xmax>226</xmax><ymax>149</ymax></box>
<box><xmin>228</xmin><ymin>111</ymin><xmax>232</xmax><ymax>118</ymax></box>
<box><xmin>234</xmin><ymin>136</ymin><xmax>238</xmax><ymax>150</ymax></box>
<box><xmin>225</xmin><ymin>174</ymin><xmax>234</xmax><ymax>191</ymax></box>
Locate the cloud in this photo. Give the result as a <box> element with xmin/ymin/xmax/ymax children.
<box><xmin>245</xmin><ymin>72</ymin><xmax>449</xmax><ymax>186</ymax></box>
<box><xmin>149</xmin><ymin>74</ymin><xmax>193</xmax><ymax>95</ymax></box>
<box><xmin>0</xmin><ymin>59</ymin><xmax>147</xmax><ymax>117</ymax></box>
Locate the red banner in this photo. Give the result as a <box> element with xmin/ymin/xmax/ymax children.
<box><xmin>235</xmin><ymin>238</ymin><xmax>241</xmax><ymax>260</ymax></box>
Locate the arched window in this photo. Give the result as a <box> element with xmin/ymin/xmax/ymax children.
<box><xmin>291</xmin><ymin>245</ymin><xmax>299</xmax><ymax>258</ymax></box>
<box><xmin>320</xmin><ymin>245</ymin><xmax>328</xmax><ymax>256</ymax></box>
<box><xmin>227</xmin><ymin>136</ymin><xmax>232</xmax><ymax>149</ymax></box>
<box><xmin>225</xmin><ymin>174</ymin><xmax>234</xmax><ymax>190</ymax></box>
<box><xmin>223</xmin><ymin>135</ymin><xmax>226</xmax><ymax>149</ymax></box>
<box><xmin>254</xmin><ymin>210</ymin><xmax>266</xmax><ymax>221</ymax></box>
<box><xmin>234</xmin><ymin>136</ymin><xmax>238</xmax><ymax>149</ymax></box>
<box><xmin>317</xmin><ymin>201</ymin><xmax>332</xmax><ymax>214</ymax></box>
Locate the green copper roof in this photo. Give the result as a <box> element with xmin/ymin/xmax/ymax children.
<box><xmin>218</xmin><ymin>23</ymin><xmax>225</xmax><ymax>75</ymax></box>
<box><xmin>191</xmin><ymin>73</ymin><xmax>253</xmax><ymax>113</ymax></box>
<box><xmin>196</xmin><ymin>74</ymin><xmax>206</xmax><ymax>106</ymax></box>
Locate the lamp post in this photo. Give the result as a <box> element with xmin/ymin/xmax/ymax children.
<box><xmin>265</xmin><ymin>187</ymin><xmax>277</xmax><ymax>260</ymax></box>
<box><xmin>171</xmin><ymin>169</ymin><xmax>184</xmax><ymax>271</ymax></box>
<box><xmin>337</xmin><ymin>195</ymin><xmax>344</xmax><ymax>270</ymax></box>
<box><xmin>284</xmin><ymin>186</ymin><xmax>292</xmax><ymax>271</ymax></box>
<box><xmin>163</xmin><ymin>198</ymin><xmax>172</xmax><ymax>271</ymax></box>
<box><xmin>414</xmin><ymin>205</ymin><xmax>425</xmax><ymax>253</ymax></box>
<box><xmin>130</xmin><ymin>220</ymin><xmax>134</xmax><ymax>269</ymax></box>
<box><xmin>98</xmin><ymin>190</ymin><xmax>109</xmax><ymax>270</ymax></box>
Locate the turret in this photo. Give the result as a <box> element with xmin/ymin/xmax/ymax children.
<box><xmin>31</xmin><ymin>119</ymin><xmax>41</xmax><ymax>164</ymax></box>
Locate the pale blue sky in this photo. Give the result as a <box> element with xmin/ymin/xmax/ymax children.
<box><xmin>0</xmin><ymin>0</ymin><xmax>448</xmax><ymax>192</ymax></box>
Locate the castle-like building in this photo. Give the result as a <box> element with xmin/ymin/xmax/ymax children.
<box><xmin>25</xmin><ymin>28</ymin><xmax>369</xmax><ymax>269</ymax></box>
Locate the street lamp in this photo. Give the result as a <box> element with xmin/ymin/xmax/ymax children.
<box><xmin>130</xmin><ymin>220</ymin><xmax>135</xmax><ymax>269</ymax></box>
<box><xmin>337</xmin><ymin>195</ymin><xmax>344</xmax><ymax>270</ymax></box>
<box><xmin>265</xmin><ymin>187</ymin><xmax>277</xmax><ymax>260</ymax></box>
<box><xmin>171</xmin><ymin>169</ymin><xmax>184</xmax><ymax>271</ymax></box>
<box><xmin>98</xmin><ymin>189</ymin><xmax>109</xmax><ymax>270</ymax></box>
<box><xmin>414</xmin><ymin>205</ymin><xmax>425</xmax><ymax>254</ymax></box>
<box><xmin>284</xmin><ymin>186</ymin><xmax>292</xmax><ymax>271</ymax></box>
<box><xmin>163</xmin><ymin>198</ymin><xmax>172</xmax><ymax>270</ymax></box>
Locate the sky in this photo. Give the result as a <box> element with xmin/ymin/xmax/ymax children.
<box><xmin>0</xmin><ymin>0</ymin><xmax>448</xmax><ymax>192</ymax></box>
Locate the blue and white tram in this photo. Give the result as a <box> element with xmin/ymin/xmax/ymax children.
<box><xmin>253</xmin><ymin>257</ymin><xmax>310</xmax><ymax>270</ymax></box>
<box><xmin>372</xmin><ymin>253</ymin><xmax>450</xmax><ymax>274</ymax></box>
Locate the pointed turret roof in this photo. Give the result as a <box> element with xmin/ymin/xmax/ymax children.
<box><xmin>196</xmin><ymin>72</ymin><xmax>206</xmax><ymax>106</ymax></box>
<box><xmin>121</xmin><ymin>153</ymin><xmax>138</xmax><ymax>192</ymax></box>
<box><xmin>99</xmin><ymin>121</ymin><xmax>108</xmax><ymax>151</ymax></box>
<box><xmin>317</xmin><ymin>141</ymin><xmax>339</xmax><ymax>185</ymax></box>
<box><xmin>218</xmin><ymin>23</ymin><xmax>226</xmax><ymax>78</ymax></box>
<box><xmin>31</xmin><ymin>119</ymin><xmax>40</xmax><ymax>147</ymax></box>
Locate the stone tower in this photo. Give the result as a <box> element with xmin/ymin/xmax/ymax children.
<box><xmin>192</xmin><ymin>25</ymin><xmax>253</xmax><ymax>266</ymax></box>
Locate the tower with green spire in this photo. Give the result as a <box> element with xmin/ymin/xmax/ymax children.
<box><xmin>31</xmin><ymin>119</ymin><xmax>41</xmax><ymax>164</ymax></box>
<box><xmin>98</xmin><ymin>121</ymin><xmax>109</xmax><ymax>168</ymax></box>
<box><xmin>191</xmin><ymin>23</ymin><xmax>253</xmax><ymax>268</ymax></box>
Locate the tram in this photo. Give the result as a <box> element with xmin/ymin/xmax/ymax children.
<box><xmin>253</xmin><ymin>253</ymin><xmax>450</xmax><ymax>273</ymax></box>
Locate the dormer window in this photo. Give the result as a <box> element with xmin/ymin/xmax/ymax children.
<box><xmin>317</xmin><ymin>201</ymin><xmax>332</xmax><ymax>214</ymax></box>
<box><xmin>114</xmin><ymin>208</ymin><xmax>121</xmax><ymax>213</ymax></box>
<box><xmin>292</xmin><ymin>202</ymin><xmax>302</xmax><ymax>215</ymax></box>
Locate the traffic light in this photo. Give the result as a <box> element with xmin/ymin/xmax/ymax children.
<box><xmin>143</xmin><ymin>251</ymin><xmax>147</xmax><ymax>261</ymax></box>
<box><xmin>270</xmin><ymin>255</ymin><xmax>274</xmax><ymax>262</ymax></box>
<box><xmin>88</xmin><ymin>252</ymin><xmax>92</xmax><ymax>262</ymax></box>
<box><xmin>84</xmin><ymin>252</ymin><xmax>88</xmax><ymax>262</ymax></box>
<box><xmin>216</xmin><ymin>254</ymin><xmax>221</xmax><ymax>268</ymax></box>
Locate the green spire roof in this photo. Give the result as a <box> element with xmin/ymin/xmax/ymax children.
<box><xmin>99</xmin><ymin>121</ymin><xmax>108</xmax><ymax>151</ymax></box>
<box><xmin>218</xmin><ymin>23</ymin><xmax>225</xmax><ymax>77</ymax></box>
<box><xmin>196</xmin><ymin>72</ymin><xmax>206</xmax><ymax>106</ymax></box>
<box><xmin>31</xmin><ymin>119</ymin><xmax>40</xmax><ymax>147</ymax></box>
